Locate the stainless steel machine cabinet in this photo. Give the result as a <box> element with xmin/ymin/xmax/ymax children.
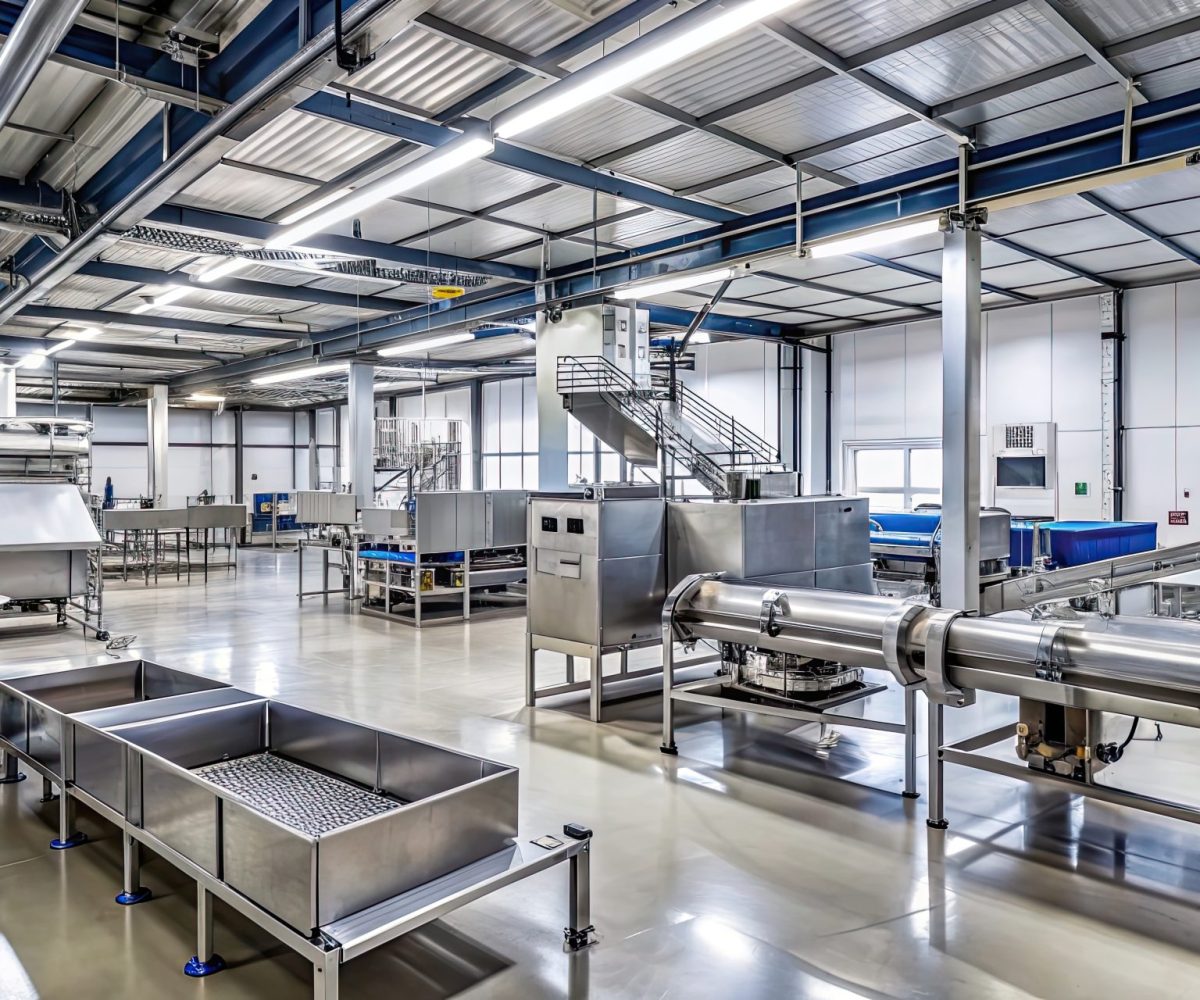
<box><xmin>294</xmin><ymin>490</ymin><xmax>358</xmax><ymax>526</ymax></box>
<box><xmin>0</xmin><ymin>482</ymin><xmax>108</xmax><ymax>639</ymax></box>
<box><xmin>103</xmin><ymin>504</ymin><xmax>245</xmax><ymax>583</ymax></box>
<box><xmin>0</xmin><ymin>655</ymin><xmax>596</xmax><ymax>998</ymax></box>
<box><xmin>668</xmin><ymin>495</ymin><xmax>872</xmax><ymax>592</ymax></box>
<box><xmin>526</xmin><ymin>492</ymin><xmax>673</xmax><ymax>723</ymax></box>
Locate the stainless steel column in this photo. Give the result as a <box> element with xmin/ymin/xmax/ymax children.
<box><xmin>147</xmin><ymin>384</ymin><xmax>169</xmax><ymax>505</ymax></box>
<box><xmin>347</xmin><ymin>362</ymin><xmax>375</xmax><ymax>507</ymax></box>
<box><xmin>0</xmin><ymin>367</ymin><xmax>15</xmax><ymax>418</ymax></box>
<box><xmin>940</xmin><ymin>218</ymin><xmax>983</xmax><ymax>612</ymax></box>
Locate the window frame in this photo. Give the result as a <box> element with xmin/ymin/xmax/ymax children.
<box><xmin>843</xmin><ymin>437</ymin><xmax>943</xmax><ymax>511</ymax></box>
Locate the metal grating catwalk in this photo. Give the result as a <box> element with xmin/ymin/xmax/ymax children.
<box><xmin>193</xmin><ymin>753</ymin><xmax>401</xmax><ymax>836</ymax></box>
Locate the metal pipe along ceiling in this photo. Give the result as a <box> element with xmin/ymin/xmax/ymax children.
<box><xmin>0</xmin><ymin>0</ymin><xmax>90</xmax><ymax>132</ymax></box>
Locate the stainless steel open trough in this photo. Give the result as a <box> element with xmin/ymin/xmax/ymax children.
<box><xmin>0</xmin><ymin>656</ymin><xmax>593</xmax><ymax>997</ymax></box>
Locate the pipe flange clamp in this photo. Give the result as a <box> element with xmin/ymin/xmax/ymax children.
<box><xmin>1033</xmin><ymin>623</ymin><xmax>1065</xmax><ymax>682</ymax></box>
<box><xmin>924</xmin><ymin>609</ymin><xmax>976</xmax><ymax>708</ymax></box>
<box><xmin>758</xmin><ymin>590</ymin><xmax>788</xmax><ymax>638</ymax></box>
<box><xmin>882</xmin><ymin>604</ymin><xmax>926</xmax><ymax>686</ymax></box>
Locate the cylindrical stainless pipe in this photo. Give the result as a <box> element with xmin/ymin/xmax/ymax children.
<box><xmin>672</xmin><ymin>578</ymin><xmax>1200</xmax><ymax>707</ymax></box>
<box><xmin>0</xmin><ymin>0</ymin><xmax>90</xmax><ymax>132</ymax></box>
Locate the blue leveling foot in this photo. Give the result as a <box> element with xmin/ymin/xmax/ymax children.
<box><xmin>184</xmin><ymin>955</ymin><xmax>226</xmax><ymax>978</ymax></box>
<box><xmin>115</xmin><ymin>887</ymin><xmax>153</xmax><ymax>906</ymax></box>
<box><xmin>49</xmin><ymin>833</ymin><xmax>88</xmax><ymax>850</ymax></box>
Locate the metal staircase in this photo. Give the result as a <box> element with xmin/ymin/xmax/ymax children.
<box><xmin>557</xmin><ymin>356</ymin><xmax>782</xmax><ymax>497</ymax></box>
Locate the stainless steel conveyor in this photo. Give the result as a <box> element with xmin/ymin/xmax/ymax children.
<box><xmin>0</xmin><ymin>655</ymin><xmax>594</xmax><ymax>997</ymax></box>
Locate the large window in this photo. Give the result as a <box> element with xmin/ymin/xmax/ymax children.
<box><xmin>845</xmin><ymin>439</ymin><xmax>942</xmax><ymax>512</ymax></box>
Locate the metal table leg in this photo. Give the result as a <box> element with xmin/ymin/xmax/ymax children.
<box><xmin>116</xmin><ymin>832</ymin><xmax>152</xmax><ymax>905</ymax></box>
<box><xmin>50</xmin><ymin>789</ymin><xmax>86</xmax><ymax>849</ymax></box>
<box><xmin>525</xmin><ymin>638</ymin><xmax>536</xmax><ymax>708</ymax></box>
<box><xmin>313</xmin><ymin>947</ymin><xmax>341</xmax><ymax>1000</ymax></box>
<box><xmin>184</xmin><ymin>883</ymin><xmax>226</xmax><ymax>977</ymax></box>
<box><xmin>0</xmin><ymin>751</ymin><xmax>25</xmax><ymax>784</ymax></box>
<box><xmin>903</xmin><ymin>686</ymin><xmax>919</xmax><ymax>799</ymax></box>
<box><xmin>297</xmin><ymin>540</ymin><xmax>305</xmax><ymax>604</ymax></box>
<box><xmin>41</xmin><ymin>777</ymin><xmax>57</xmax><ymax>802</ymax></box>
<box><xmin>589</xmin><ymin>653</ymin><xmax>603</xmax><ymax>724</ymax></box>
<box><xmin>927</xmin><ymin>697</ymin><xmax>948</xmax><ymax>829</ymax></box>
<box><xmin>564</xmin><ymin>842</ymin><xmax>594</xmax><ymax>951</ymax></box>
<box><xmin>322</xmin><ymin>550</ymin><xmax>330</xmax><ymax>605</ymax></box>
<box><xmin>661</xmin><ymin>637</ymin><xmax>678</xmax><ymax>754</ymax></box>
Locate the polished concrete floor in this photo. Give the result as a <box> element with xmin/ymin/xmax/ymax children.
<box><xmin>3</xmin><ymin>549</ymin><xmax>1200</xmax><ymax>998</ymax></box>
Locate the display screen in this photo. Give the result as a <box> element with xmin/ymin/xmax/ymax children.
<box><xmin>996</xmin><ymin>456</ymin><xmax>1046</xmax><ymax>488</ymax></box>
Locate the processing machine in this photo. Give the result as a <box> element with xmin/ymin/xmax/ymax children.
<box><xmin>102</xmin><ymin>503</ymin><xmax>246</xmax><ymax>584</ymax></box>
<box><xmin>294</xmin><ymin>490</ymin><xmax>360</xmax><ymax>603</ymax></box>
<box><xmin>359</xmin><ymin>490</ymin><xmax>527</xmax><ymax>626</ymax></box>
<box><xmin>662</xmin><ymin>575</ymin><xmax>1200</xmax><ymax>841</ymax></box>
<box><xmin>0</xmin><ymin>655</ymin><xmax>594</xmax><ymax>998</ymax></box>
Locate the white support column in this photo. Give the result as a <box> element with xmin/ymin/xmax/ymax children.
<box><xmin>347</xmin><ymin>362</ymin><xmax>375</xmax><ymax>507</ymax></box>
<box><xmin>147</xmin><ymin>384</ymin><xmax>169</xmax><ymax>505</ymax></box>
<box><xmin>800</xmin><ymin>347</ymin><xmax>828</xmax><ymax>495</ymax></box>
<box><xmin>0</xmin><ymin>367</ymin><xmax>15</xmax><ymax>418</ymax></box>
<box><xmin>940</xmin><ymin>216</ymin><xmax>983</xmax><ymax>611</ymax></box>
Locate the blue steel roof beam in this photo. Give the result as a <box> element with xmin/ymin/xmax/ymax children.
<box><xmin>1029</xmin><ymin>0</ymin><xmax>1146</xmax><ymax>102</ymax></box>
<box><xmin>432</xmin><ymin>0</ymin><xmax>673</xmax><ymax>123</ymax></box>
<box><xmin>411</xmin><ymin>13</ymin><xmax>852</xmax><ymax>188</ymax></box>
<box><xmin>0</xmin><ymin>0</ymin><xmax>440</xmax><ymax>324</ymax></box>
<box><xmin>146</xmin><ymin>203</ymin><xmax>538</xmax><ymax>283</ymax></box>
<box><xmin>0</xmin><ymin>331</ymin><xmax>237</xmax><ymax>363</ymax></box>
<box><xmin>298</xmin><ymin>91</ymin><xmax>739</xmax><ymax>224</ymax></box>
<box><xmin>21</xmin><ymin>305</ymin><xmax>309</xmax><ymax>341</ymax></box>
<box><xmin>546</xmin><ymin>85</ymin><xmax>1200</xmax><ymax>297</ymax></box>
<box><xmin>1077</xmin><ymin>191</ymin><xmax>1200</xmax><ymax>269</ymax></box>
<box><xmin>77</xmin><ymin>260</ymin><xmax>425</xmax><ymax>311</ymax></box>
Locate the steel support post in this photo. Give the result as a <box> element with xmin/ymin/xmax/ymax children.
<box><xmin>347</xmin><ymin>362</ymin><xmax>375</xmax><ymax>508</ymax></box>
<box><xmin>939</xmin><ymin>217</ymin><xmax>983</xmax><ymax>613</ymax></box>
<box><xmin>184</xmin><ymin>883</ymin><xmax>225</xmax><ymax>977</ymax></box>
<box><xmin>147</xmin><ymin>384</ymin><xmax>169</xmax><ymax>505</ymax></box>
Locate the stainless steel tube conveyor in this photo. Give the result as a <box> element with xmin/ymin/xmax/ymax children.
<box><xmin>664</xmin><ymin>575</ymin><xmax>1200</xmax><ymax>832</ymax></box>
<box><xmin>0</xmin><ymin>656</ymin><xmax>594</xmax><ymax>998</ymax></box>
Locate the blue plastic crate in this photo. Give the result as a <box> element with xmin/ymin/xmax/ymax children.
<box><xmin>1039</xmin><ymin>521</ymin><xmax>1157</xmax><ymax>568</ymax></box>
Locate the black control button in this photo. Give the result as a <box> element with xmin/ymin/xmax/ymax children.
<box><xmin>567</xmin><ymin>517</ymin><xmax>584</xmax><ymax>534</ymax></box>
<box><xmin>541</xmin><ymin>516</ymin><xmax>558</xmax><ymax>532</ymax></box>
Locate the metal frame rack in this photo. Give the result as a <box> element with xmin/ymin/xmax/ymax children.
<box><xmin>0</xmin><ymin>655</ymin><xmax>595</xmax><ymax>1000</ymax></box>
<box><xmin>102</xmin><ymin>505</ymin><xmax>245</xmax><ymax>584</ymax></box>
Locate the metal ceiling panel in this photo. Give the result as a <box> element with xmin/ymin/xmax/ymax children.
<box><xmin>746</xmin><ymin>284</ymin><xmax>851</xmax><ymax>309</ymax></box>
<box><xmin>516</xmin><ymin>100</ymin><xmax>672</xmax><ymax>164</ymax></box>
<box><xmin>809</xmin><ymin>121</ymin><xmax>954</xmax><ymax>183</ymax></box>
<box><xmin>1099</xmin><ymin>261</ymin><xmax>1200</xmax><ymax>284</ymax></box>
<box><xmin>174</xmin><ymin>163</ymin><xmax>314</xmax><ymax>218</ymax></box>
<box><xmin>344</xmin><ymin>199</ymin><xmax>461</xmax><ymax>244</ymax></box>
<box><xmin>719</xmin><ymin>74</ymin><xmax>906</xmax><ymax>157</ymax></box>
<box><xmin>638</xmin><ymin>31</ymin><xmax>817</xmax><ymax>118</ymax></box>
<box><xmin>397</xmin><ymin>217</ymin><xmax>537</xmax><ymax>258</ymax></box>
<box><xmin>1119</xmin><ymin>30</ymin><xmax>1200</xmax><ymax>79</ymax></box>
<box><xmin>1004</xmin><ymin>214</ymin><xmax>1143</xmax><ymax>256</ymax></box>
<box><xmin>0</xmin><ymin>60</ymin><xmax>105</xmax><ymax>180</ymax></box>
<box><xmin>100</xmin><ymin>242</ymin><xmax>198</xmax><ymax>271</ymax></box>
<box><xmin>783</xmin><ymin>0</ymin><xmax>986</xmax><ymax>58</ymax></box>
<box><xmin>43</xmin><ymin>275</ymin><xmax>125</xmax><ymax>310</ymax></box>
<box><xmin>348</xmin><ymin>24</ymin><xmax>509</xmax><ymax>116</ymax></box>
<box><xmin>1094</xmin><ymin>168</ymin><xmax>1200</xmax><ymax>211</ymax></box>
<box><xmin>435</xmin><ymin>332</ymin><xmax>533</xmax><ymax>362</ymax></box>
<box><xmin>1012</xmin><ymin>276</ymin><xmax>1101</xmax><ymax>296</ymax></box>
<box><xmin>1056</xmin><ymin>241</ymin><xmax>1179</xmax><ymax>273</ymax></box>
<box><xmin>1137</xmin><ymin>58</ymin><xmax>1200</xmax><ymax>99</ymax></box>
<box><xmin>855</xmin><ymin>307</ymin><xmax>935</xmax><ymax>324</ymax></box>
<box><xmin>171</xmin><ymin>287</ymin><xmax>312</xmax><ymax>316</ymax></box>
<box><xmin>980</xmin><ymin>241</ymin><xmax>1035</xmax><ymax>268</ymax></box>
<box><xmin>984</xmin><ymin>197</ymin><xmax>1099</xmax><ymax>237</ymax></box>
<box><xmin>428</xmin><ymin>0</ymin><xmax>603</xmax><ymax>52</ymax></box>
<box><xmin>812</xmin><ymin>266</ymin><xmax>927</xmax><ymax>294</ymax></box>
<box><xmin>415</xmin><ymin>159</ymin><xmax>554</xmax><ymax>214</ymax></box>
<box><xmin>982</xmin><ymin>258</ymin><xmax>1074</xmax><ymax>286</ymax></box>
<box><xmin>238</xmin><ymin>110</ymin><xmax>402</xmax><ymax>181</ymax></box>
<box><xmin>1125</xmin><ymin>202</ymin><xmax>1200</xmax><ymax>237</ymax></box>
<box><xmin>798</xmin><ymin>298</ymin><xmax>898</xmax><ymax>318</ymax></box>
<box><xmin>1069</xmin><ymin>0</ymin><xmax>1200</xmax><ymax>40</ymax></box>
<box><xmin>607</xmin><ymin>130</ymin><xmax>769</xmax><ymax>191</ymax></box>
<box><xmin>765</xmin><ymin>254</ymin><xmax>872</xmax><ymax>282</ymax></box>
<box><xmin>868</xmin><ymin>2</ymin><xmax>1076</xmax><ymax>106</ymax></box>
<box><xmin>595</xmin><ymin>211</ymin><xmax>704</xmax><ymax>245</ymax></box>
<box><xmin>865</xmin><ymin>281</ymin><xmax>943</xmax><ymax>305</ymax></box>
<box><xmin>490</xmin><ymin>187</ymin><xmax>639</xmax><ymax>233</ymax></box>
<box><xmin>683</xmin><ymin>300</ymin><xmax>779</xmax><ymax>318</ymax></box>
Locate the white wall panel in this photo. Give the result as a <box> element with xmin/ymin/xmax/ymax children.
<box><xmin>93</xmin><ymin>406</ymin><xmax>146</xmax><ymax>443</ymax></box>
<box><xmin>904</xmin><ymin>320</ymin><xmax>941</xmax><ymax>437</ymax></box>
<box><xmin>985</xmin><ymin>303</ymin><xmax>1052</xmax><ymax>426</ymax></box>
<box><xmin>1174</xmin><ymin>426</ymin><xmax>1200</xmax><ymax>544</ymax></box>
<box><xmin>1124</xmin><ymin>427</ymin><xmax>1177</xmax><ymax>538</ymax></box>
<box><xmin>851</xmin><ymin>326</ymin><xmax>905</xmax><ymax>439</ymax></box>
<box><xmin>93</xmin><ymin>445</ymin><xmax>146</xmax><ymax>499</ymax></box>
<box><xmin>1176</xmin><ymin>282</ymin><xmax>1200</xmax><ymax>428</ymax></box>
<box><xmin>212</xmin><ymin>411</ymin><xmax>235</xmax><ymax>445</ymax></box>
<box><xmin>243</xmin><ymin>411</ymin><xmax>294</xmax><ymax>445</ymax></box>
<box><xmin>167</xmin><ymin>447</ymin><xmax>211</xmax><ymax>505</ymax></box>
<box><xmin>1055</xmin><ymin>430</ymin><xmax>1103</xmax><ymax>520</ymax></box>
<box><xmin>1125</xmin><ymin>284</ymin><xmax>1176</xmax><ymax>429</ymax></box>
<box><xmin>1050</xmin><ymin>297</ymin><xmax>1101</xmax><ymax>431</ymax></box>
<box><xmin>169</xmin><ymin>408</ymin><xmax>211</xmax><ymax>444</ymax></box>
<box><xmin>212</xmin><ymin>447</ymin><xmax>235</xmax><ymax>500</ymax></box>
<box><xmin>243</xmin><ymin>447</ymin><xmax>294</xmax><ymax>497</ymax></box>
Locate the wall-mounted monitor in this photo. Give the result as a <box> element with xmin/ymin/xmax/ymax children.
<box><xmin>996</xmin><ymin>456</ymin><xmax>1046</xmax><ymax>489</ymax></box>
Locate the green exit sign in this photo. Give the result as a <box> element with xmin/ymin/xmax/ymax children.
<box><xmin>1074</xmin><ymin>482</ymin><xmax>1089</xmax><ymax>496</ymax></box>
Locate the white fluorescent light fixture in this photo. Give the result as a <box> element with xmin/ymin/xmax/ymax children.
<box><xmin>38</xmin><ymin>339</ymin><xmax>75</xmax><ymax>356</ymax></box>
<box><xmin>132</xmin><ymin>286</ymin><xmax>191</xmax><ymax>313</ymax></box>
<box><xmin>16</xmin><ymin>352</ymin><xmax>46</xmax><ymax>369</ymax></box>
<box><xmin>378</xmin><ymin>331</ymin><xmax>473</xmax><ymax>356</ymax></box>
<box><xmin>251</xmin><ymin>362</ymin><xmax>349</xmax><ymax>386</ymax></box>
<box><xmin>496</xmin><ymin>0</ymin><xmax>803</xmax><ymax>139</ymax></box>
<box><xmin>267</xmin><ymin>136</ymin><xmax>494</xmax><ymax>250</ymax></box>
<box><xmin>278</xmin><ymin>188</ymin><xmax>353</xmax><ymax>226</ymax></box>
<box><xmin>807</xmin><ymin>217</ymin><xmax>944</xmax><ymax>259</ymax></box>
<box><xmin>614</xmin><ymin>265</ymin><xmax>739</xmax><ymax>300</ymax></box>
<box><xmin>197</xmin><ymin>256</ymin><xmax>252</xmax><ymax>283</ymax></box>
<box><xmin>189</xmin><ymin>393</ymin><xmax>226</xmax><ymax>403</ymax></box>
